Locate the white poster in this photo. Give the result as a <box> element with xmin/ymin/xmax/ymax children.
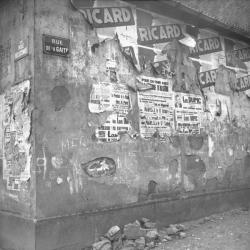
<box><xmin>174</xmin><ymin>93</ymin><xmax>203</xmax><ymax>134</ymax></box>
<box><xmin>137</xmin><ymin>76</ymin><xmax>174</xmax><ymax>139</ymax></box>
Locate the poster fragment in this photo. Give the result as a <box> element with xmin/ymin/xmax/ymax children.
<box><xmin>198</xmin><ymin>69</ymin><xmax>218</xmax><ymax>88</ymax></box>
<box><xmin>0</xmin><ymin>95</ymin><xmax>3</xmax><ymax>159</ymax></box>
<box><xmin>137</xmin><ymin>76</ymin><xmax>174</xmax><ymax>139</ymax></box>
<box><xmin>235</xmin><ymin>75</ymin><xmax>250</xmax><ymax>92</ymax></box>
<box><xmin>89</xmin><ymin>82</ymin><xmax>131</xmax><ymax>142</ymax></box>
<box><xmin>174</xmin><ymin>93</ymin><xmax>203</xmax><ymax>134</ymax></box>
<box><xmin>2</xmin><ymin>80</ymin><xmax>31</xmax><ymax>191</ymax></box>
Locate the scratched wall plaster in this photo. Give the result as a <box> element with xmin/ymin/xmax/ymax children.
<box><xmin>2</xmin><ymin>80</ymin><xmax>31</xmax><ymax>191</ymax></box>
<box><xmin>30</xmin><ymin>0</ymin><xmax>250</xmax><ymax>217</ymax></box>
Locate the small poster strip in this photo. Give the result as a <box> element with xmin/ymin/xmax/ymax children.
<box><xmin>79</xmin><ymin>7</ymin><xmax>135</xmax><ymax>28</ymax></box>
<box><xmin>198</xmin><ymin>69</ymin><xmax>218</xmax><ymax>88</ymax></box>
<box><xmin>152</xmin><ymin>60</ymin><xmax>175</xmax><ymax>78</ymax></box>
<box><xmin>189</xmin><ymin>36</ymin><xmax>222</xmax><ymax>56</ymax></box>
<box><xmin>137</xmin><ymin>24</ymin><xmax>183</xmax><ymax>45</ymax></box>
<box><xmin>235</xmin><ymin>75</ymin><xmax>250</xmax><ymax>92</ymax></box>
<box><xmin>174</xmin><ymin>93</ymin><xmax>203</xmax><ymax>135</ymax></box>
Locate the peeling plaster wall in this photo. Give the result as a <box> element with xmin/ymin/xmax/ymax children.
<box><xmin>34</xmin><ymin>0</ymin><xmax>250</xmax><ymax>219</ymax></box>
<box><xmin>0</xmin><ymin>0</ymin><xmax>35</xmax><ymax>217</ymax></box>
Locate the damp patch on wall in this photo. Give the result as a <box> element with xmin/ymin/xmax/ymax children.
<box><xmin>81</xmin><ymin>157</ymin><xmax>116</xmax><ymax>178</ymax></box>
<box><xmin>2</xmin><ymin>80</ymin><xmax>31</xmax><ymax>191</ymax></box>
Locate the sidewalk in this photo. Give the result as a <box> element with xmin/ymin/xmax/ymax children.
<box><xmin>155</xmin><ymin>208</ymin><xmax>250</xmax><ymax>250</ymax></box>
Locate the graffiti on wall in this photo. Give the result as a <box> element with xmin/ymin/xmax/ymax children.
<box><xmin>2</xmin><ymin>80</ymin><xmax>31</xmax><ymax>191</ymax></box>
<box><xmin>81</xmin><ymin>157</ymin><xmax>116</xmax><ymax>178</ymax></box>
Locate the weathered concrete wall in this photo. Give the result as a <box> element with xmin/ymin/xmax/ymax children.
<box><xmin>33</xmin><ymin>0</ymin><xmax>250</xmax><ymax>221</ymax></box>
<box><xmin>0</xmin><ymin>0</ymin><xmax>35</xmax><ymax>218</ymax></box>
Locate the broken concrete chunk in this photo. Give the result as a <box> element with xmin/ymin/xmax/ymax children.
<box><xmin>92</xmin><ymin>239</ymin><xmax>112</xmax><ymax>250</ymax></box>
<box><xmin>105</xmin><ymin>225</ymin><xmax>121</xmax><ymax>241</ymax></box>
<box><xmin>123</xmin><ymin>222</ymin><xmax>143</xmax><ymax>240</ymax></box>
<box><xmin>176</xmin><ymin>224</ymin><xmax>187</xmax><ymax>231</ymax></box>
<box><xmin>145</xmin><ymin>229</ymin><xmax>159</xmax><ymax>242</ymax></box>
<box><xmin>134</xmin><ymin>237</ymin><xmax>146</xmax><ymax>250</ymax></box>
<box><xmin>179</xmin><ymin>232</ymin><xmax>187</xmax><ymax>238</ymax></box>
<box><xmin>165</xmin><ymin>224</ymin><xmax>179</xmax><ymax>235</ymax></box>
<box><xmin>143</xmin><ymin>222</ymin><xmax>157</xmax><ymax>229</ymax></box>
<box><xmin>120</xmin><ymin>247</ymin><xmax>136</xmax><ymax>250</ymax></box>
<box><xmin>122</xmin><ymin>240</ymin><xmax>136</xmax><ymax>248</ymax></box>
<box><xmin>140</xmin><ymin>218</ymin><xmax>150</xmax><ymax>224</ymax></box>
<box><xmin>145</xmin><ymin>241</ymin><xmax>155</xmax><ymax>249</ymax></box>
<box><xmin>112</xmin><ymin>237</ymin><xmax>123</xmax><ymax>250</ymax></box>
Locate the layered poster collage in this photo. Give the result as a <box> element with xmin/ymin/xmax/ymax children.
<box><xmin>89</xmin><ymin>76</ymin><xmax>204</xmax><ymax>142</ymax></box>
<box><xmin>89</xmin><ymin>82</ymin><xmax>131</xmax><ymax>142</ymax></box>
<box><xmin>0</xmin><ymin>80</ymin><xmax>31</xmax><ymax>191</ymax></box>
<box><xmin>138</xmin><ymin>76</ymin><xmax>203</xmax><ymax>138</ymax></box>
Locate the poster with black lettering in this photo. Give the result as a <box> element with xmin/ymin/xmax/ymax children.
<box><xmin>137</xmin><ymin>24</ymin><xmax>184</xmax><ymax>45</ymax></box>
<box><xmin>89</xmin><ymin>82</ymin><xmax>130</xmax><ymax>114</ymax></box>
<box><xmin>174</xmin><ymin>93</ymin><xmax>203</xmax><ymax>135</ymax></box>
<box><xmin>189</xmin><ymin>37</ymin><xmax>222</xmax><ymax>57</ymax></box>
<box><xmin>2</xmin><ymin>80</ymin><xmax>31</xmax><ymax>191</ymax></box>
<box><xmin>137</xmin><ymin>76</ymin><xmax>174</xmax><ymax>139</ymax></box>
<box><xmin>175</xmin><ymin>110</ymin><xmax>201</xmax><ymax>135</ymax></box>
<box><xmin>235</xmin><ymin>75</ymin><xmax>250</xmax><ymax>92</ymax></box>
<box><xmin>198</xmin><ymin>69</ymin><xmax>218</xmax><ymax>88</ymax></box>
<box><xmin>88</xmin><ymin>82</ymin><xmax>131</xmax><ymax>142</ymax></box>
<box><xmin>95</xmin><ymin>113</ymin><xmax>131</xmax><ymax>142</ymax></box>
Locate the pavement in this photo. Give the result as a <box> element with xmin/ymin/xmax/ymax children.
<box><xmin>155</xmin><ymin>208</ymin><xmax>250</xmax><ymax>250</ymax></box>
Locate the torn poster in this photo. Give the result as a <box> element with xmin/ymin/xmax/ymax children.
<box><xmin>137</xmin><ymin>76</ymin><xmax>174</xmax><ymax>139</ymax></box>
<box><xmin>95</xmin><ymin>113</ymin><xmax>131</xmax><ymax>142</ymax></box>
<box><xmin>0</xmin><ymin>94</ymin><xmax>3</xmax><ymax>159</ymax></box>
<box><xmin>174</xmin><ymin>93</ymin><xmax>203</xmax><ymax>134</ymax></box>
<box><xmin>89</xmin><ymin>82</ymin><xmax>131</xmax><ymax>142</ymax></box>
<box><xmin>205</xmin><ymin>92</ymin><xmax>231</xmax><ymax>122</ymax></box>
<box><xmin>2</xmin><ymin>80</ymin><xmax>31</xmax><ymax>191</ymax></box>
<box><xmin>89</xmin><ymin>82</ymin><xmax>130</xmax><ymax>114</ymax></box>
<box><xmin>198</xmin><ymin>68</ymin><xmax>218</xmax><ymax>88</ymax></box>
<box><xmin>235</xmin><ymin>74</ymin><xmax>250</xmax><ymax>92</ymax></box>
<box><xmin>152</xmin><ymin>60</ymin><xmax>174</xmax><ymax>78</ymax></box>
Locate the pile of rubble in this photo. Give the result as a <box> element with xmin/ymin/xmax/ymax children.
<box><xmin>91</xmin><ymin>218</ymin><xmax>187</xmax><ymax>250</ymax></box>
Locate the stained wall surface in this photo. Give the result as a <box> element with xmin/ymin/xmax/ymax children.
<box><xmin>0</xmin><ymin>0</ymin><xmax>35</xmax><ymax>218</ymax></box>
<box><xmin>33</xmin><ymin>0</ymin><xmax>250</xmax><ymax>220</ymax></box>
